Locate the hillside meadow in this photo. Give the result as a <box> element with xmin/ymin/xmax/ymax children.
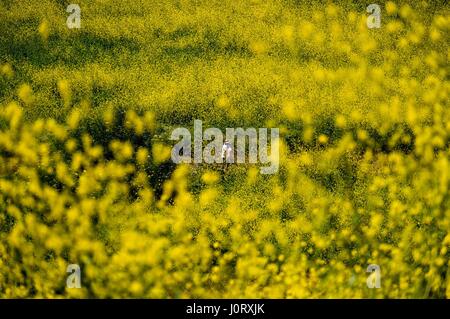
<box><xmin>0</xmin><ymin>0</ymin><xmax>449</xmax><ymax>298</ymax></box>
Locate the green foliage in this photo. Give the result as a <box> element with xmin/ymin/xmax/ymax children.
<box><xmin>0</xmin><ymin>0</ymin><xmax>449</xmax><ymax>298</ymax></box>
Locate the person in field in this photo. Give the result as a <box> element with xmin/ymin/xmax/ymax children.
<box><xmin>221</xmin><ymin>140</ymin><xmax>233</xmax><ymax>172</ymax></box>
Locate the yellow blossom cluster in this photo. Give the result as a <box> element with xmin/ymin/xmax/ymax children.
<box><xmin>0</xmin><ymin>0</ymin><xmax>449</xmax><ymax>298</ymax></box>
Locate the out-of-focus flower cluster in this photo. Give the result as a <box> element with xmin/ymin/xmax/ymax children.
<box><xmin>1</xmin><ymin>92</ymin><xmax>449</xmax><ymax>298</ymax></box>
<box><xmin>0</xmin><ymin>1</ymin><xmax>449</xmax><ymax>298</ymax></box>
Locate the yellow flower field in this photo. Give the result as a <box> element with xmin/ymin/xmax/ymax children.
<box><xmin>0</xmin><ymin>0</ymin><xmax>449</xmax><ymax>298</ymax></box>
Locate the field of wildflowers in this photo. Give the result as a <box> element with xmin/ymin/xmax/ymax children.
<box><xmin>0</xmin><ymin>0</ymin><xmax>449</xmax><ymax>298</ymax></box>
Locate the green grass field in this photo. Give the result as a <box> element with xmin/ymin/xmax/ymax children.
<box><xmin>0</xmin><ymin>0</ymin><xmax>449</xmax><ymax>298</ymax></box>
